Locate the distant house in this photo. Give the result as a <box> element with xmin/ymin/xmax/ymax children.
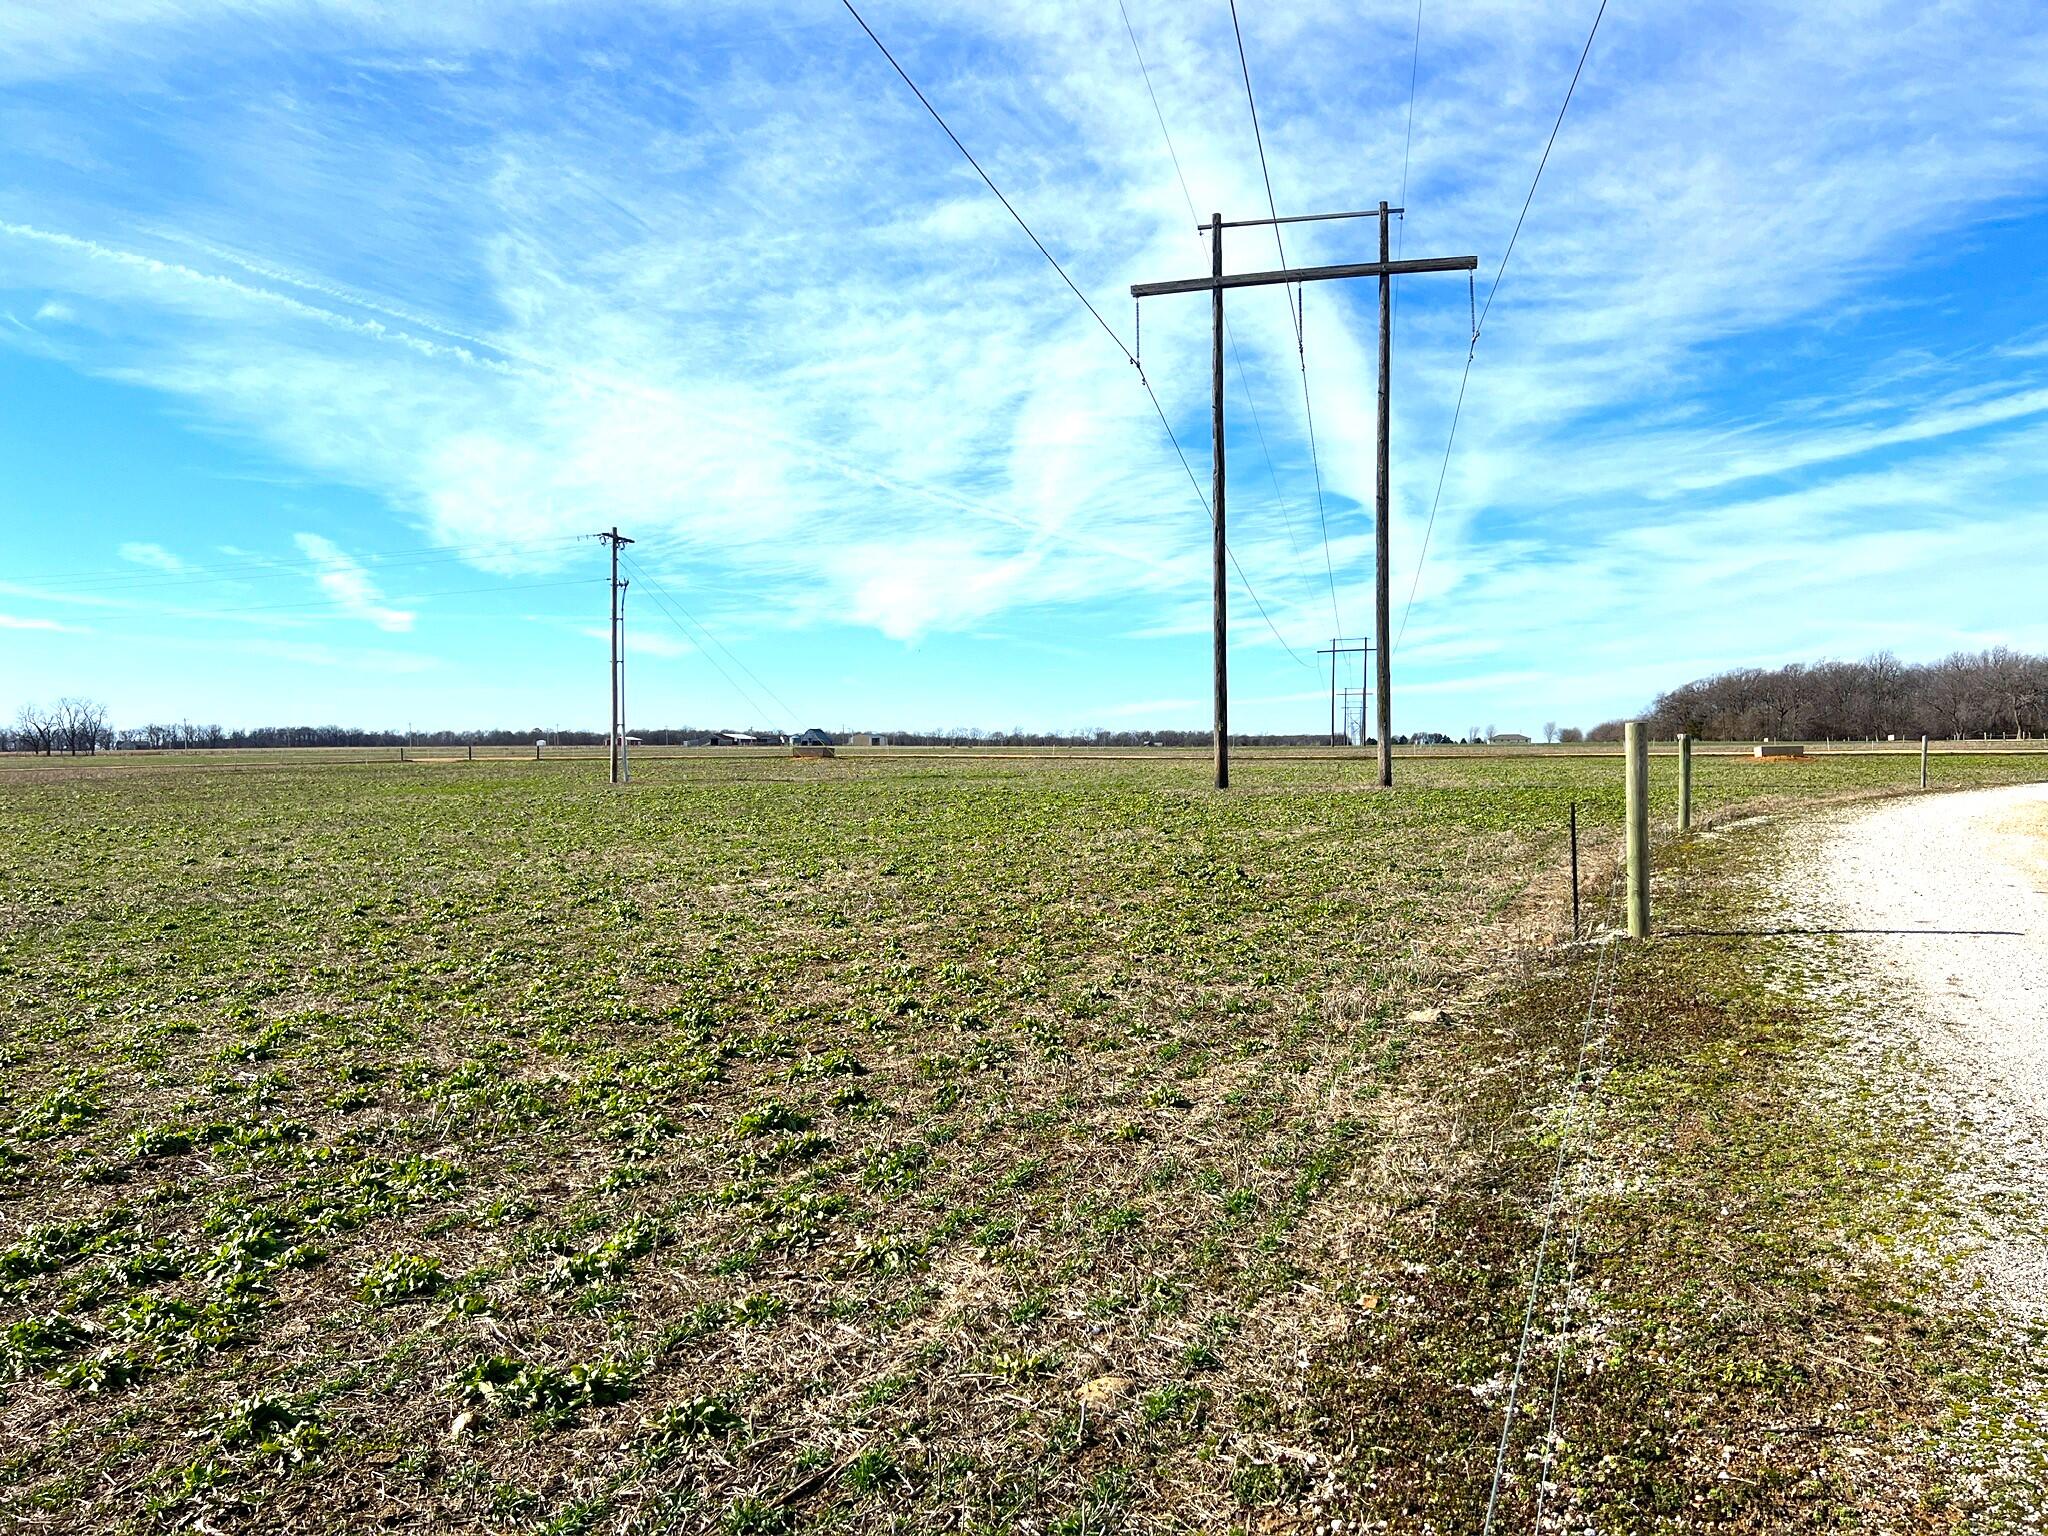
<box><xmin>847</xmin><ymin>732</ymin><xmax>888</xmax><ymax>747</ymax></box>
<box><xmin>713</xmin><ymin>731</ymin><xmax>761</xmax><ymax>746</ymax></box>
<box><xmin>793</xmin><ymin>728</ymin><xmax>835</xmax><ymax>747</ymax></box>
<box><xmin>1492</xmin><ymin>732</ymin><xmax>1532</xmax><ymax>744</ymax></box>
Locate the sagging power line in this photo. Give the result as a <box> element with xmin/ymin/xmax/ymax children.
<box><xmin>1398</xmin><ymin>0</ymin><xmax>1611</xmax><ymax>655</ymax></box>
<box><xmin>620</xmin><ymin>551</ymin><xmax>802</xmax><ymax>731</ymax></box>
<box><xmin>1224</xmin><ymin>1</ymin><xmax>1343</xmax><ymax>637</ymax></box>
<box><xmin>1116</xmin><ymin>0</ymin><xmax>1316</xmax><ymax>600</ymax></box>
<box><xmin>837</xmin><ymin>0</ymin><xmax>1310</xmax><ymax>672</ymax></box>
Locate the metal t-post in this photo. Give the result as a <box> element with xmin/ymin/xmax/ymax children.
<box><xmin>1678</xmin><ymin>733</ymin><xmax>1693</xmax><ymax>832</ymax></box>
<box><xmin>1626</xmin><ymin>721</ymin><xmax>1650</xmax><ymax>938</ymax></box>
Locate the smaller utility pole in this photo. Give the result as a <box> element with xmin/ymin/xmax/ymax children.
<box><xmin>597</xmin><ymin>527</ymin><xmax>635</xmax><ymax>785</ymax></box>
<box><xmin>618</xmin><ymin>581</ymin><xmax>631</xmax><ymax>783</ymax></box>
<box><xmin>1315</xmin><ymin>638</ymin><xmax>1371</xmax><ymax>746</ymax></box>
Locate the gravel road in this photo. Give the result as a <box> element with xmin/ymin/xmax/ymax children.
<box><xmin>1778</xmin><ymin>781</ymin><xmax>2048</xmax><ymax>1309</ymax></box>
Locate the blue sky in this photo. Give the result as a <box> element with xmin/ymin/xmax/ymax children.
<box><xmin>2</xmin><ymin>0</ymin><xmax>2046</xmax><ymax>739</ymax></box>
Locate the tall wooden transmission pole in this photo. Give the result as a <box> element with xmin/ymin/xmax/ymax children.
<box><xmin>1134</xmin><ymin>209</ymin><xmax>1474</xmax><ymax>790</ymax></box>
<box><xmin>1209</xmin><ymin>212</ymin><xmax>1228</xmax><ymax>789</ymax></box>
<box><xmin>597</xmin><ymin>527</ymin><xmax>634</xmax><ymax>785</ymax></box>
<box><xmin>1374</xmin><ymin>201</ymin><xmax>1396</xmax><ymax>787</ymax></box>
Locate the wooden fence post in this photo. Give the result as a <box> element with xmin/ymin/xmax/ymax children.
<box><xmin>1920</xmin><ymin>734</ymin><xmax>1929</xmax><ymax>790</ymax></box>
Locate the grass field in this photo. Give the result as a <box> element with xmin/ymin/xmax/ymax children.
<box><xmin>4</xmin><ymin>749</ymin><xmax>2046</xmax><ymax>1533</ymax></box>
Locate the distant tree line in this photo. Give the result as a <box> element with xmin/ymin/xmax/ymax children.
<box><xmin>1</xmin><ymin>710</ymin><xmax>1478</xmax><ymax>753</ymax></box>
<box><xmin>1586</xmin><ymin>648</ymin><xmax>2047</xmax><ymax>742</ymax></box>
<box><xmin>17</xmin><ymin>650</ymin><xmax>2039</xmax><ymax>756</ymax></box>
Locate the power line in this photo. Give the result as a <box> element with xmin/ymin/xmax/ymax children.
<box><xmin>839</xmin><ymin>0</ymin><xmax>1310</xmax><ymax>669</ymax></box>
<box><xmin>1224</xmin><ymin>0</ymin><xmax>1344</xmax><ymax>636</ymax></box>
<box><xmin>620</xmin><ymin>551</ymin><xmax>806</xmax><ymax>727</ymax></box>
<box><xmin>1396</xmin><ymin>0</ymin><xmax>1424</xmax><ymax>263</ymax></box>
<box><xmin>1396</xmin><ymin>0</ymin><xmax>1610</xmax><ymax>654</ymax></box>
<box><xmin>1116</xmin><ymin>0</ymin><xmax>1316</xmax><ymax>599</ymax></box>
<box><xmin>1477</xmin><ymin>0</ymin><xmax>1610</xmax><ymax>343</ymax></box>
<box><xmin>1135</xmin><ymin>389</ymin><xmax>1312</xmax><ymax>670</ymax></box>
<box><xmin>837</xmin><ymin>0</ymin><xmax>1132</xmax><ymax>362</ymax></box>
<box><xmin>620</xmin><ymin>557</ymin><xmax>784</xmax><ymax>729</ymax></box>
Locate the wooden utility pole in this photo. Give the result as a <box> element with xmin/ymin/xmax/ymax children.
<box><xmin>618</xmin><ymin>581</ymin><xmax>631</xmax><ymax>783</ymax></box>
<box><xmin>1374</xmin><ymin>202</ymin><xmax>1395</xmax><ymax>787</ymax></box>
<box><xmin>597</xmin><ymin>527</ymin><xmax>634</xmax><ymax>785</ymax></box>
<box><xmin>1211</xmin><ymin>213</ymin><xmax>1228</xmax><ymax>790</ymax></box>
<box><xmin>1134</xmin><ymin>211</ymin><xmax>1474</xmax><ymax>791</ymax></box>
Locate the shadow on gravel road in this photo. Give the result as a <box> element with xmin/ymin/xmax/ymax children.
<box><xmin>1659</xmin><ymin>926</ymin><xmax>2026</xmax><ymax>938</ymax></box>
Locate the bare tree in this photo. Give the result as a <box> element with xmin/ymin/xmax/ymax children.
<box><xmin>51</xmin><ymin>697</ymin><xmax>110</xmax><ymax>755</ymax></box>
<box><xmin>1982</xmin><ymin>647</ymin><xmax>2038</xmax><ymax>739</ymax></box>
<box><xmin>13</xmin><ymin>703</ymin><xmax>55</xmax><ymax>755</ymax></box>
<box><xmin>1542</xmin><ymin>721</ymin><xmax>1558</xmax><ymax>744</ymax></box>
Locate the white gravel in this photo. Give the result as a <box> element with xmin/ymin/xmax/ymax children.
<box><xmin>1778</xmin><ymin>781</ymin><xmax>2048</xmax><ymax>1310</ymax></box>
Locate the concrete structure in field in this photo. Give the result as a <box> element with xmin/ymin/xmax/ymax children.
<box><xmin>1753</xmin><ymin>742</ymin><xmax>1807</xmax><ymax>759</ymax></box>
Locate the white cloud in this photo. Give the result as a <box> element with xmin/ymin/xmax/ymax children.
<box><xmin>292</xmin><ymin>532</ymin><xmax>413</xmax><ymax>632</ymax></box>
<box><xmin>578</xmin><ymin>624</ymin><xmax>691</xmax><ymax>659</ymax></box>
<box><xmin>118</xmin><ymin>540</ymin><xmax>184</xmax><ymax>572</ymax></box>
<box><xmin>33</xmin><ymin>297</ymin><xmax>73</xmax><ymax>323</ymax></box>
<box><xmin>0</xmin><ymin>612</ymin><xmax>88</xmax><ymax>632</ymax></box>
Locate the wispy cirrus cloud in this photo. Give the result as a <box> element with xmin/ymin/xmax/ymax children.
<box><xmin>119</xmin><ymin>541</ymin><xmax>185</xmax><ymax>572</ymax></box>
<box><xmin>577</xmin><ymin>624</ymin><xmax>692</xmax><ymax>660</ymax></box>
<box><xmin>292</xmin><ymin>532</ymin><xmax>413</xmax><ymax>632</ymax></box>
